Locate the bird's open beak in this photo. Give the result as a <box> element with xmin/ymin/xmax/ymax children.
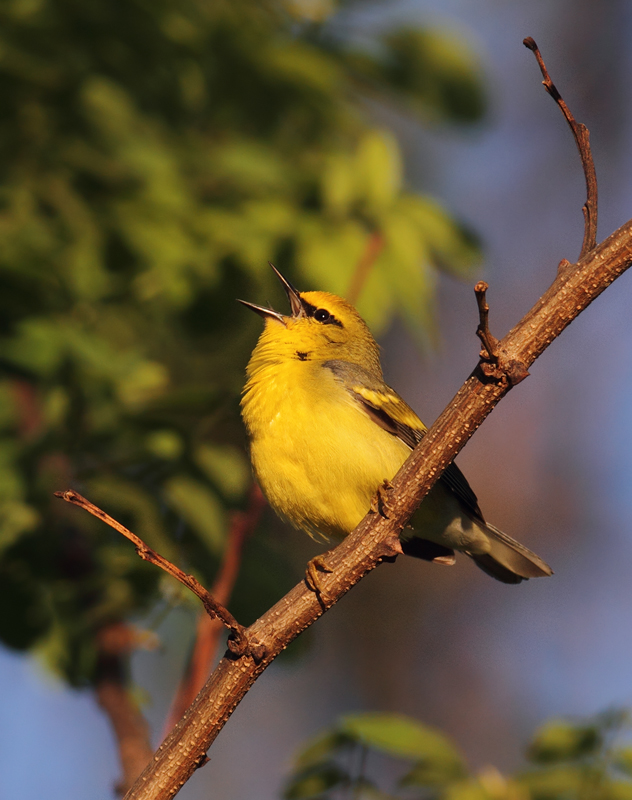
<box><xmin>268</xmin><ymin>263</ymin><xmax>304</xmax><ymax>318</ymax></box>
<box><xmin>238</xmin><ymin>264</ymin><xmax>306</xmax><ymax>323</ymax></box>
<box><xmin>237</xmin><ymin>299</ymin><xmax>286</xmax><ymax>324</ymax></box>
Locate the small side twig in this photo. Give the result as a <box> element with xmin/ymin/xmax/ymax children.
<box><xmin>54</xmin><ymin>490</ymin><xmax>263</xmax><ymax>661</ymax></box>
<box><xmin>163</xmin><ymin>484</ymin><xmax>266</xmax><ymax>734</ymax></box>
<box><xmin>523</xmin><ymin>36</ymin><xmax>598</xmax><ymax>258</ymax></box>
<box><xmin>474</xmin><ymin>280</ymin><xmax>499</xmax><ymax>362</ymax></box>
<box><xmin>474</xmin><ymin>282</ymin><xmax>529</xmax><ymax>387</ymax></box>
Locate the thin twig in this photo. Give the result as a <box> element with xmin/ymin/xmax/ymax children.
<box><xmin>474</xmin><ymin>281</ymin><xmax>498</xmax><ymax>361</ymax></box>
<box><xmin>53</xmin><ymin>490</ymin><xmax>262</xmax><ymax>660</ymax></box>
<box><xmin>163</xmin><ymin>484</ymin><xmax>266</xmax><ymax>734</ymax></box>
<box><xmin>346</xmin><ymin>230</ymin><xmax>384</xmax><ymax>304</ymax></box>
<box><xmin>473</xmin><ymin>282</ymin><xmax>529</xmax><ymax>387</ymax></box>
<box><xmin>524</xmin><ymin>37</ymin><xmax>598</xmax><ymax>258</ymax></box>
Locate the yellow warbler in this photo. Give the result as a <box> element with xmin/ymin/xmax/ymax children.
<box><xmin>240</xmin><ymin>266</ymin><xmax>552</xmax><ymax>585</ymax></box>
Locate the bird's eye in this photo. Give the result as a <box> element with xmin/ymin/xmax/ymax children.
<box><xmin>314</xmin><ymin>308</ymin><xmax>331</xmax><ymax>323</ymax></box>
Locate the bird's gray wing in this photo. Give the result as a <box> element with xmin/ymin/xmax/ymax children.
<box><xmin>323</xmin><ymin>359</ymin><xmax>483</xmax><ymax>521</ymax></box>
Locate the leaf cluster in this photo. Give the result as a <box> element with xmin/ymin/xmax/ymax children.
<box><xmin>0</xmin><ymin>0</ymin><xmax>484</xmax><ymax>686</ymax></box>
<box><xmin>283</xmin><ymin>709</ymin><xmax>632</xmax><ymax>800</ymax></box>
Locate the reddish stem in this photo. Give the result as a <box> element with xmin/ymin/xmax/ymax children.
<box><xmin>346</xmin><ymin>231</ymin><xmax>384</xmax><ymax>304</ymax></box>
<box><xmin>162</xmin><ymin>484</ymin><xmax>266</xmax><ymax>734</ymax></box>
<box><xmin>95</xmin><ymin>623</ymin><xmax>154</xmax><ymax>796</ymax></box>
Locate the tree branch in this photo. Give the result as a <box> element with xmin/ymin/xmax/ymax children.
<box><xmin>122</xmin><ymin>217</ymin><xmax>632</xmax><ymax>800</ymax></box>
<box><xmin>54</xmin><ymin>490</ymin><xmax>263</xmax><ymax>660</ymax></box>
<box><xmin>523</xmin><ymin>37</ymin><xmax>598</xmax><ymax>258</ymax></box>
<box><xmin>94</xmin><ymin>623</ymin><xmax>154</xmax><ymax>796</ymax></box>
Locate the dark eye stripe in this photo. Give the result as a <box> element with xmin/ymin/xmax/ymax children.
<box><xmin>300</xmin><ymin>297</ymin><xmax>343</xmax><ymax>327</ymax></box>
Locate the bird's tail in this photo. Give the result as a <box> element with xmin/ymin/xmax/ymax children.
<box><xmin>469</xmin><ymin>523</ymin><xmax>553</xmax><ymax>584</ymax></box>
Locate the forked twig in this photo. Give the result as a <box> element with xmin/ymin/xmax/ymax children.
<box><xmin>473</xmin><ymin>282</ymin><xmax>529</xmax><ymax>388</ymax></box>
<box><xmin>54</xmin><ymin>490</ymin><xmax>263</xmax><ymax>660</ymax></box>
<box><xmin>524</xmin><ymin>37</ymin><xmax>598</xmax><ymax>258</ymax></box>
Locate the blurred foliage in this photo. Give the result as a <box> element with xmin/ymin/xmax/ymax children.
<box><xmin>283</xmin><ymin>709</ymin><xmax>632</xmax><ymax>800</ymax></box>
<box><xmin>0</xmin><ymin>0</ymin><xmax>485</xmax><ymax>687</ymax></box>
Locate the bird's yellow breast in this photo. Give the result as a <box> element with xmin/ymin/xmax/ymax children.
<box><xmin>241</xmin><ymin>356</ymin><xmax>410</xmax><ymax>540</ymax></box>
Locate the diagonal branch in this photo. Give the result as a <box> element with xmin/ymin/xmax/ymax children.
<box><xmin>54</xmin><ymin>490</ymin><xmax>262</xmax><ymax>660</ymax></box>
<box><xmin>523</xmin><ymin>37</ymin><xmax>598</xmax><ymax>258</ymax></box>
<box><xmin>123</xmin><ymin>215</ymin><xmax>632</xmax><ymax>800</ymax></box>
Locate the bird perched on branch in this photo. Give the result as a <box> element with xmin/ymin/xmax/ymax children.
<box><xmin>240</xmin><ymin>265</ymin><xmax>552</xmax><ymax>586</ymax></box>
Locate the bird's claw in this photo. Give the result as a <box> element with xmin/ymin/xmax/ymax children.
<box><xmin>305</xmin><ymin>553</ymin><xmax>334</xmax><ymax>598</ymax></box>
<box><xmin>370</xmin><ymin>479</ymin><xmax>394</xmax><ymax>519</ymax></box>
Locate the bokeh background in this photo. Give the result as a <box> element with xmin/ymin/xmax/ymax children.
<box><xmin>1</xmin><ymin>1</ymin><xmax>632</xmax><ymax>798</ymax></box>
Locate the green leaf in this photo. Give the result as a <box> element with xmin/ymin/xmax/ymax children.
<box><xmin>603</xmin><ymin>781</ymin><xmax>632</xmax><ymax>800</ymax></box>
<box><xmin>354</xmin><ymin>130</ymin><xmax>402</xmax><ymax>216</ymax></box>
<box><xmin>613</xmin><ymin>747</ymin><xmax>632</xmax><ymax>778</ymax></box>
<box><xmin>3</xmin><ymin>318</ymin><xmax>65</xmax><ymax>377</ymax></box>
<box><xmin>145</xmin><ymin>429</ymin><xmax>184</xmax><ymax>460</ymax></box>
<box><xmin>283</xmin><ymin>761</ymin><xmax>349</xmax><ymax>800</ymax></box>
<box><xmin>164</xmin><ymin>476</ymin><xmax>226</xmax><ymax>555</ymax></box>
<box><xmin>527</xmin><ymin>720</ymin><xmax>602</xmax><ymax>764</ymax></box>
<box><xmin>354</xmin><ymin>256</ymin><xmax>395</xmax><ymax>335</ymax></box>
<box><xmin>382</xmin><ymin>28</ymin><xmax>486</xmax><ymax>124</ymax></box>
<box><xmin>297</xmin><ymin>216</ymin><xmax>366</xmax><ymax>296</ymax></box>
<box><xmin>87</xmin><ymin>476</ymin><xmax>178</xmax><ymax>562</ymax></box>
<box><xmin>320</xmin><ymin>152</ymin><xmax>357</xmax><ymax>218</ymax></box>
<box><xmin>263</xmin><ymin>40</ymin><xmax>342</xmax><ymax>96</ymax></box>
<box><xmin>380</xmin><ymin>209</ymin><xmax>436</xmax><ymax>341</ymax></box>
<box><xmin>210</xmin><ymin>140</ymin><xmax>290</xmax><ymax>195</ymax></box>
<box><xmin>399</xmin><ymin>195</ymin><xmax>482</xmax><ymax>278</ymax></box>
<box><xmin>401</xmin><ymin>759</ymin><xmax>466</xmax><ymax>788</ymax></box>
<box><xmin>293</xmin><ymin>730</ymin><xmax>353</xmax><ymax>769</ymax></box>
<box><xmin>116</xmin><ymin>360</ymin><xmax>170</xmax><ymax>408</ymax></box>
<box><xmin>0</xmin><ymin>501</ymin><xmax>39</xmax><ymax>553</ymax></box>
<box><xmin>516</xmin><ymin>765</ymin><xmax>585</xmax><ymax>799</ymax></box>
<box><xmin>339</xmin><ymin>713</ymin><xmax>465</xmax><ymax>769</ymax></box>
<box><xmin>194</xmin><ymin>443</ymin><xmax>250</xmax><ymax>501</ymax></box>
<box><xmin>443</xmin><ymin>779</ymin><xmax>496</xmax><ymax>800</ymax></box>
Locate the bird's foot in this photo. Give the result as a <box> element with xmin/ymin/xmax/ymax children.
<box><xmin>305</xmin><ymin>552</ymin><xmax>334</xmax><ymax>598</ymax></box>
<box><xmin>370</xmin><ymin>479</ymin><xmax>394</xmax><ymax>519</ymax></box>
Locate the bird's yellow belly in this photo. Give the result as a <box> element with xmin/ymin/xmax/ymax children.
<box><xmin>243</xmin><ymin>362</ymin><xmax>410</xmax><ymax>541</ymax></box>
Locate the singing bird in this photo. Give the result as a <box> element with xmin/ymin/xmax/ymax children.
<box><xmin>240</xmin><ymin>266</ymin><xmax>552</xmax><ymax>586</ymax></box>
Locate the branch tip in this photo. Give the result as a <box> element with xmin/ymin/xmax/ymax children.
<box><xmin>474</xmin><ymin>281</ymin><xmax>497</xmax><ymax>362</ymax></box>
<box><xmin>474</xmin><ymin>283</ymin><xmax>528</xmax><ymax>387</ymax></box>
<box><xmin>524</xmin><ymin>36</ymin><xmax>598</xmax><ymax>258</ymax></box>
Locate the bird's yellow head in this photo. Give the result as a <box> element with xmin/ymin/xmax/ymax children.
<box><xmin>240</xmin><ymin>265</ymin><xmax>382</xmax><ymax>377</ymax></box>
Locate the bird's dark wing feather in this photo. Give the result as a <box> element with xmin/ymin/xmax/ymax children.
<box><xmin>441</xmin><ymin>461</ymin><xmax>483</xmax><ymax>520</ymax></box>
<box><xmin>323</xmin><ymin>359</ymin><xmax>483</xmax><ymax>521</ymax></box>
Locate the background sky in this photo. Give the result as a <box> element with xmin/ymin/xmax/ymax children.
<box><xmin>2</xmin><ymin>2</ymin><xmax>632</xmax><ymax>798</ymax></box>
